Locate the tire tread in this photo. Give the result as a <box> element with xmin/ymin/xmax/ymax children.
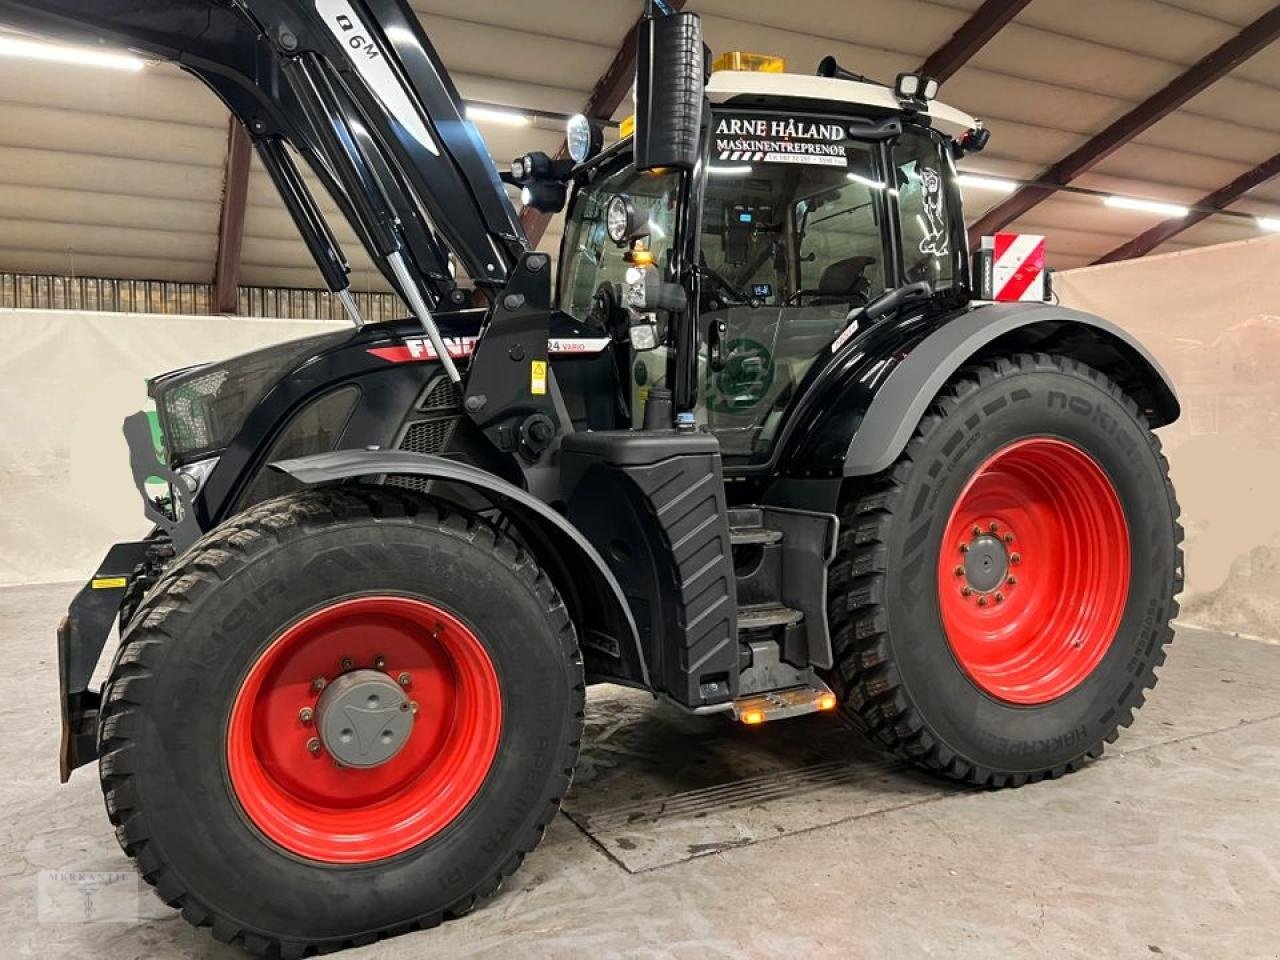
<box><xmin>826</xmin><ymin>353</ymin><xmax>1183</xmax><ymax>787</ymax></box>
<box><xmin>97</xmin><ymin>486</ymin><xmax>584</xmax><ymax>957</ymax></box>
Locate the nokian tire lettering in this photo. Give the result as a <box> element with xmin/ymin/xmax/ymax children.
<box><xmin>824</xmin><ymin>353</ymin><xmax>1184</xmax><ymax>786</ymax></box>
<box><xmin>96</xmin><ymin>487</ymin><xmax>584</xmax><ymax>956</ymax></box>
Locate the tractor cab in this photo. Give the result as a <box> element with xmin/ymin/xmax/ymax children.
<box><xmin>534</xmin><ymin>48</ymin><xmax>987</xmax><ymax>468</ymax></box>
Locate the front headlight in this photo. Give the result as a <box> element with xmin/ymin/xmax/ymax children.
<box><xmin>175</xmin><ymin>456</ymin><xmax>219</xmax><ymax>497</ymax></box>
<box><xmin>566</xmin><ymin>113</ymin><xmax>601</xmax><ymax>164</ymax></box>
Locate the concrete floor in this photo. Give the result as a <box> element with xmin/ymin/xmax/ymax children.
<box><xmin>3</xmin><ymin>581</ymin><xmax>1279</xmax><ymax>959</ymax></box>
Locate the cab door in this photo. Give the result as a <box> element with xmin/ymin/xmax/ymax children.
<box><xmin>697</xmin><ymin>113</ymin><xmax>893</xmax><ymax>464</ymax></box>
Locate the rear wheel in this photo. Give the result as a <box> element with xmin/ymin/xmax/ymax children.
<box><xmin>826</xmin><ymin>354</ymin><xmax>1183</xmax><ymax>785</ymax></box>
<box><xmin>98</xmin><ymin>487</ymin><xmax>583</xmax><ymax>955</ymax></box>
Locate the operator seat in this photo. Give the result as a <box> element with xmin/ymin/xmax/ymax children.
<box><xmin>814</xmin><ymin>255</ymin><xmax>875</xmax><ymax>306</ymax></box>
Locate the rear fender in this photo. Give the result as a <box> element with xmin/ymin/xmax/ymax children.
<box><xmin>842</xmin><ymin>303</ymin><xmax>1179</xmax><ymax>477</ymax></box>
<box><xmin>272</xmin><ymin>450</ymin><xmax>648</xmax><ymax>688</ymax></box>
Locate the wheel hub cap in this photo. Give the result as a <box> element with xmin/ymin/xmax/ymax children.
<box><xmin>315</xmin><ymin>669</ymin><xmax>413</xmax><ymax>768</ymax></box>
<box><xmin>963</xmin><ymin>534</ymin><xmax>1010</xmax><ymax>593</ymax></box>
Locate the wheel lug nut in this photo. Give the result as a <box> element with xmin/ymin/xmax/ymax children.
<box><xmin>1004</xmin><ymin>533</ymin><xmax>1015</xmax><ymax>543</ymax></box>
<box><xmin>995</xmin><ymin>592</ymin><xmax>1005</xmax><ymax>603</ymax></box>
<box><xmin>311</xmin><ymin>676</ymin><xmax>327</xmax><ymax>693</ymax></box>
<box><xmin>410</xmin><ymin>701</ymin><xmax>419</xmax><ymax>715</ymax></box>
<box><xmin>397</xmin><ymin>672</ymin><xmax>412</xmax><ymax>688</ymax></box>
<box><xmin>1007</xmin><ymin>575</ymin><xmax>1017</xmax><ymax>586</ymax></box>
<box><xmin>307</xmin><ymin>737</ymin><xmax>322</xmax><ymax>756</ymax></box>
<box><xmin>374</xmin><ymin>655</ymin><xmax>387</xmax><ymax>670</ymax></box>
<box><xmin>972</xmin><ymin>525</ymin><xmax>982</xmax><ymax>536</ymax></box>
<box><xmin>340</xmin><ymin>656</ymin><xmax>354</xmax><ymax>672</ymax></box>
<box><xmin>961</xmin><ymin>586</ymin><xmax>973</xmax><ymax>597</ymax></box>
<box><xmin>1010</xmin><ymin>552</ymin><xmax>1021</xmax><ymax>564</ymax></box>
<box><xmin>989</xmin><ymin>522</ymin><xmax>999</xmax><ymax>533</ymax></box>
<box><xmin>954</xmin><ymin>565</ymin><xmax>964</xmax><ymax>576</ymax></box>
<box><xmin>960</xmin><ymin>543</ymin><xmax>970</xmax><ymax>553</ymax></box>
<box><xmin>977</xmin><ymin>596</ymin><xmax>989</xmax><ymax>607</ymax></box>
<box><xmin>298</xmin><ymin>707</ymin><xmax>314</xmax><ymax>725</ymax></box>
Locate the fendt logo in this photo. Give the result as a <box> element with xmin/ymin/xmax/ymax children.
<box><xmin>367</xmin><ymin>337</ymin><xmax>611</xmax><ymax>364</ymax></box>
<box><xmin>332</xmin><ymin>13</ymin><xmax>379</xmax><ymax>60</ymax></box>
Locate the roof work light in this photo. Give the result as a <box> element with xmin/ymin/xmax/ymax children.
<box><xmin>895</xmin><ymin>72</ymin><xmax>939</xmax><ymax>102</ymax></box>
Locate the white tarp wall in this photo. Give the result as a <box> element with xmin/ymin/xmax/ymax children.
<box><xmin>3</xmin><ymin>233</ymin><xmax>1279</xmax><ymax>638</ymax></box>
<box><xmin>1056</xmin><ymin>233</ymin><xmax>1280</xmax><ymax>639</ymax></box>
<box><xmin>0</xmin><ymin>309</ymin><xmax>348</xmax><ymax>586</ymax></box>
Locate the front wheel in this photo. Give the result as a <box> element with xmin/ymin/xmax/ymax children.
<box><xmin>98</xmin><ymin>488</ymin><xmax>583</xmax><ymax>955</ymax></box>
<box><xmin>826</xmin><ymin>353</ymin><xmax>1183</xmax><ymax>786</ymax></box>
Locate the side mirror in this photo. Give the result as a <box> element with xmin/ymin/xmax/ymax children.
<box><xmin>643</xmin><ymin>272</ymin><xmax>688</xmax><ymax>313</ymax></box>
<box><xmin>635</xmin><ymin>11</ymin><xmax>705</xmax><ymax>172</ymax></box>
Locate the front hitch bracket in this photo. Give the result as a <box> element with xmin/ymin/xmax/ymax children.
<box><xmin>57</xmin><ymin>540</ymin><xmax>152</xmax><ymax>782</ymax></box>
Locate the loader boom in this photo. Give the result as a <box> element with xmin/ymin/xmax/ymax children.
<box><xmin>0</xmin><ymin>0</ymin><xmax>528</xmax><ymax>310</ymax></box>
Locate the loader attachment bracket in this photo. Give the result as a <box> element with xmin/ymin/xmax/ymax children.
<box><xmin>463</xmin><ymin>252</ymin><xmax>563</xmax><ymax>463</ymax></box>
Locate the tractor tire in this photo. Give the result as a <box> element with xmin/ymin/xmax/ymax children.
<box><xmin>97</xmin><ymin>486</ymin><xmax>584</xmax><ymax>956</ymax></box>
<box><xmin>826</xmin><ymin>353</ymin><xmax>1183</xmax><ymax>787</ymax></box>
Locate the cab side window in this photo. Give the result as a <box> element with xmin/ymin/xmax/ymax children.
<box><xmin>893</xmin><ymin>133</ymin><xmax>956</xmax><ymax>291</ymax></box>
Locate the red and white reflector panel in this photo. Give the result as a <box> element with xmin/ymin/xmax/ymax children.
<box><xmin>985</xmin><ymin>233</ymin><xmax>1046</xmax><ymax>302</ymax></box>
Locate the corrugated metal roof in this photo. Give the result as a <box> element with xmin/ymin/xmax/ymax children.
<box><xmin>0</xmin><ymin>0</ymin><xmax>1275</xmax><ymax>287</ymax></box>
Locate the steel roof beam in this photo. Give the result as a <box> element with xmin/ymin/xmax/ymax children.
<box><xmin>1093</xmin><ymin>151</ymin><xmax>1280</xmax><ymax>264</ymax></box>
<box><xmin>968</xmin><ymin>4</ymin><xmax>1280</xmax><ymax>247</ymax></box>
<box><xmin>920</xmin><ymin>0</ymin><xmax>1034</xmax><ymax>83</ymax></box>
<box><xmin>212</xmin><ymin>117</ymin><xmax>251</xmax><ymax>315</ymax></box>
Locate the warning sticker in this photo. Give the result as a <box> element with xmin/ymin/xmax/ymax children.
<box><xmin>530</xmin><ymin>360</ymin><xmax>548</xmax><ymax>396</ymax></box>
<box><xmin>714</xmin><ymin>116</ymin><xmax>848</xmax><ymax>168</ymax></box>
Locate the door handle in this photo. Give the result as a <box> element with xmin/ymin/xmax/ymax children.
<box><xmin>708</xmin><ymin>318</ymin><xmax>728</xmax><ymax>372</ymax></box>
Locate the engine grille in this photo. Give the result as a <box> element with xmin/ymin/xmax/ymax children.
<box><xmin>399</xmin><ymin>417</ymin><xmax>459</xmax><ymax>455</ymax></box>
<box><xmin>418</xmin><ymin>376</ymin><xmax>462</xmax><ymax>411</ymax></box>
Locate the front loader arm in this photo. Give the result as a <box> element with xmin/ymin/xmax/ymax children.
<box><xmin>0</xmin><ymin>0</ymin><xmax>528</xmax><ymax>302</ymax></box>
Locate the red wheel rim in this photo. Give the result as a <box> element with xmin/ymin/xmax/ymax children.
<box><xmin>226</xmin><ymin>596</ymin><xmax>501</xmax><ymax>863</ymax></box>
<box><xmin>937</xmin><ymin>438</ymin><xmax>1130</xmax><ymax>704</ymax></box>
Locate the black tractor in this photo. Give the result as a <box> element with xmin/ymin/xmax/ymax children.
<box><xmin>7</xmin><ymin>0</ymin><xmax>1183</xmax><ymax>954</ymax></box>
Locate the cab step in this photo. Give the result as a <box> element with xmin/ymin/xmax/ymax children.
<box><xmin>727</xmin><ymin>507</ymin><xmax>784</xmax><ymax>546</ymax></box>
<box><xmin>729</xmin><ymin>525</ymin><xmax>784</xmax><ymax>546</ymax></box>
<box><xmin>737</xmin><ymin>602</ymin><xmax>804</xmax><ymax>630</ymax></box>
<box><xmin>733</xmin><ymin>681</ymin><xmax>838</xmax><ymax>725</ymax></box>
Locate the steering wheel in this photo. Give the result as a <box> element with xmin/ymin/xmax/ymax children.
<box><xmin>699</xmin><ymin>261</ymin><xmax>749</xmax><ymax>304</ymax></box>
<box><xmin>783</xmin><ymin>289</ymin><xmax>825</xmax><ymax>306</ymax></box>
<box><xmin>588</xmin><ymin>281</ymin><xmax>625</xmax><ymax>337</ymax></box>
<box><xmin>785</xmin><ymin>276</ymin><xmax>874</xmax><ymax>309</ymax></box>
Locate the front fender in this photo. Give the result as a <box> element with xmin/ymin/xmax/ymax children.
<box><xmin>841</xmin><ymin>303</ymin><xmax>1179</xmax><ymax>476</ymax></box>
<box><xmin>272</xmin><ymin>450</ymin><xmax>648</xmax><ymax>688</ymax></box>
